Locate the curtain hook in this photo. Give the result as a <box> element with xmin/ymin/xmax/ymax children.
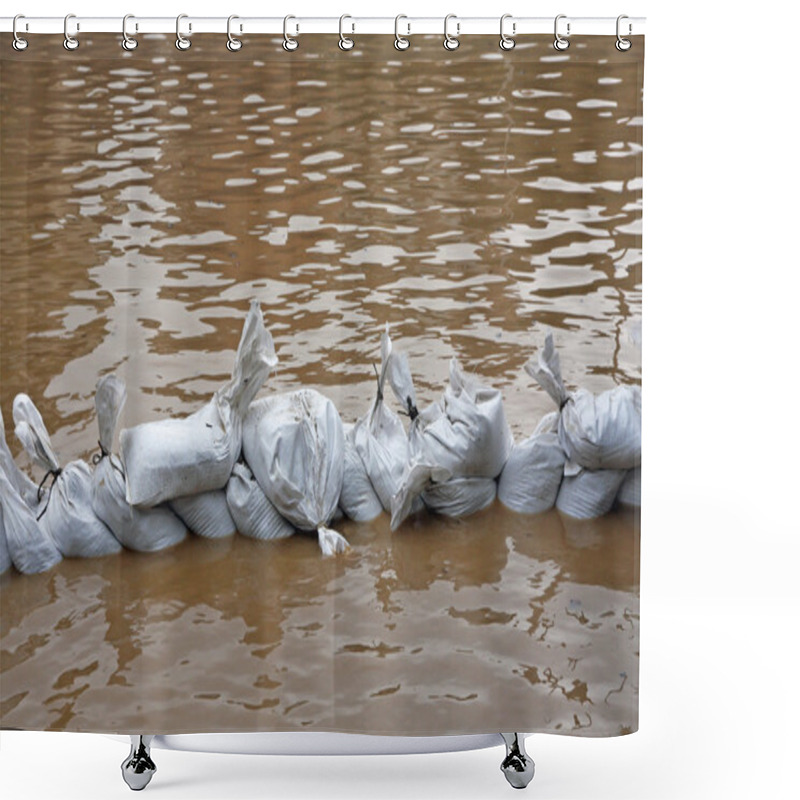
<box><xmin>122</xmin><ymin>14</ymin><xmax>138</xmax><ymax>51</ymax></box>
<box><xmin>283</xmin><ymin>15</ymin><xmax>299</xmax><ymax>51</ymax></box>
<box><xmin>554</xmin><ymin>14</ymin><xmax>570</xmax><ymax>51</ymax></box>
<box><xmin>227</xmin><ymin>15</ymin><xmax>243</xmax><ymax>51</ymax></box>
<box><xmin>616</xmin><ymin>14</ymin><xmax>632</xmax><ymax>51</ymax></box>
<box><xmin>499</xmin><ymin>14</ymin><xmax>516</xmax><ymax>50</ymax></box>
<box><xmin>394</xmin><ymin>14</ymin><xmax>410</xmax><ymax>51</ymax></box>
<box><xmin>339</xmin><ymin>14</ymin><xmax>355</xmax><ymax>50</ymax></box>
<box><xmin>63</xmin><ymin>13</ymin><xmax>79</xmax><ymax>51</ymax></box>
<box><xmin>443</xmin><ymin>14</ymin><xmax>460</xmax><ymax>51</ymax></box>
<box><xmin>12</xmin><ymin>14</ymin><xmax>28</xmax><ymax>51</ymax></box>
<box><xmin>176</xmin><ymin>13</ymin><xmax>191</xmax><ymax>50</ymax></box>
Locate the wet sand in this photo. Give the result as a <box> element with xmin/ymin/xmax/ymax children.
<box><xmin>1</xmin><ymin>35</ymin><xmax>642</xmax><ymax>735</ymax></box>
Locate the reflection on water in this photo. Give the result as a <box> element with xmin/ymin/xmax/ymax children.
<box><xmin>0</xmin><ymin>35</ymin><xmax>641</xmax><ymax>736</ymax></box>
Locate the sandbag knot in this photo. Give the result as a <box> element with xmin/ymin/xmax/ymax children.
<box><xmin>36</xmin><ymin>467</ymin><xmax>62</xmax><ymax>519</ymax></box>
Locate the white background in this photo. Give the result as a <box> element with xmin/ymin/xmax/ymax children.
<box><xmin>2</xmin><ymin>1</ymin><xmax>799</xmax><ymax>798</ymax></box>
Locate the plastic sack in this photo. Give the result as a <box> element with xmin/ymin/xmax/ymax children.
<box><xmin>91</xmin><ymin>375</ymin><xmax>187</xmax><ymax>552</ymax></box>
<box><xmin>556</xmin><ymin>466</ymin><xmax>626</xmax><ymax>519</ymax></box>
<box><xmin>0</xmin><ymin>407</ymin><xmax>39</xmax><ymax>510</ymax></box>
<box><xmin>0</xmin><ymin>463</ymin><xmax>62</xmax><ymax>574</ymax></box>
<box><xmin>338</xmin><ymin>424</ymin><xmax>383</xmax><ymax>522</ymax></box>
<box><xmin>0</xmin><ymin>505</ymin><xmax>10</xmax><ymax>574</ymax></box>
<box><xmin>396</xmin><ymin>357</ymin><xmax>513</xmax><ymax>480</ymax></box>
<box><xmin>390</xmin><ymin>462</ymin><xmax>450</xmax><ymax>531</ymax></box>
<box><xmin>170</xmin><ymin>490</ymin><xmax>237</xmax><ymax>539</ymax></box>
<box><xmin>121</xmin><ymin>300</ymin><xmax>277</xmax><ymax>507</ymax></box>
<box><xmin>616</xmin><ymin>466</ymin><xmax>641</xmax><ymax>507</ymax></box>
<box><xmin>388</xmin><ymin>351</ymin><xmax>512</xmax><ymax>529</ymax></box>
<box><xmin>497</xmin><ymin>412</ymin><xmax>566</xmax><ymax>514</ymax></box>
<box><xmin>352</xmin><ymin>327</ymin><xmax>412</xmax><ymax>513</ymax></box>
<box><xmin>527</xmin><ymin>333</ymin><xmax>641</xmax><ymax>471</ymax></box>
<box><xmin>243</xmin><ymin>389</ymin><xmax>349</xmax><ymax>556</ymax></box>
<box><xmin>13</xmin><ymin>394</ymin><xmax>121</xmax><ymax>558</ymax></box>
<box><xmin>387</xmin><ymin>346</ymin><xmax>419</xmax><ymax>423</ymax></box>
<box><xmin>422</xmin><ymin>476</ymin><xmax>497</xmax><ymax>518</ymax></box>
<box><xmin>226</xmin><ymin>461</ymin><xmax>294</xmax><ymax>541</ymax></box>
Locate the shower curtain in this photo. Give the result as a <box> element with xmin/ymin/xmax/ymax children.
<box><xmin>0</xmin><ymin>31</ymin><xmax>642</xmax><ymax>739</ymax></box>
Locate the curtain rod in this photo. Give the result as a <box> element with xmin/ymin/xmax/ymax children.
<box><xmin>1</xmin><ymin>16</ymin><xmax>646</xmax><ymax>37</ymax></box>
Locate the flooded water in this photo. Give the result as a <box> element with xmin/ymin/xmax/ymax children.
<box><xmin>0</xmin><ymin>35</ymin><xmax>642</xmax><ymax>736</ymax></box>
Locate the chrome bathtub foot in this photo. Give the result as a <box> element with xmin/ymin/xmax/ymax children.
<box><xmin>500</xmin><ymin>733</ymin><xmax>535</xmax><ymax>789</ymax></box>
<box><xmin>121</xmin><ymin>735</ymin><xmax>156</xmax><ymax>791</ymax></box>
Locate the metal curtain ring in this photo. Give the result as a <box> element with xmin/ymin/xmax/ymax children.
<box><xmin>63</xmin><ymin>13</ymin><xmax>79</xmax><ymax>51</ymax></box>
<box><xmin>339</xmin><ymin>14</ymin><xmax>354</xmax><ymax>50</ymax></box>
<box><xmin>283</xmin><ymin>15</ymin><xmax>298</xmax><ymax>51</ymax></box>
<box><xmin>227</xmin><ymin>15</ymin><xmax>243</xmax><ymax>51</ymax></box>
<box><xmin>12</xmin><ymin>14</ymin><xmax>28</xmax><ymax>51</ymax></box>
<box><xmin>616</xmin><ymin>14</ymin><xmax>632</xmax><ymax>51</ymax></box>
<box><xmin>499</xmin><ymin>14</ymin><xmax>515</xmax><ymax>50</ymax></box>
<box><xmin>122</xmin><ymin>14</ymin><xmax>138</xmax><ymax>51</ymax></box>
<box><xmin>443</xmin><ymin>14</ymin><xmax>460</xmax><ymax>51</ymax></box>
<box><xmin>554</xmin><ymin>14</ymin><xmax>570</xmax><ymax>51</ymax></box>
<box><xmin>176</xmin><ymin>14</ymin><xmax>191</xmax><ymax>50</ymax></box>
<box><xmin>394</xmin><ymin>15</ymin><xmax>410</xmax><ymax>51</ymax></box>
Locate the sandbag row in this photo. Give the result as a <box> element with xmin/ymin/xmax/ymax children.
<box><xmin>0</xmin><ymin>301</ymin><xmax>351</xmax><ymax>575</ymax></box>
<box><xmin>0</xmin><ymin>313</ymin><xmax>641</xmax><ymax>577</ymax></box>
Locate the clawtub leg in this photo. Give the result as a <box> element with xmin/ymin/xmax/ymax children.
<box><xmin>121</xmin><ymin>735</ymin><xmax>156</xmax><ymax>791</ymax></box>
<box><xmin>500</xmin><ymin>733</ymin><xmax>535</xmax><ymax>789</ymax></box>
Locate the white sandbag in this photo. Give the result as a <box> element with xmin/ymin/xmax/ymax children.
<box><xmin>497</xmin><ymin>412</ymin><xmax>566</xmax><ymax>514</ymax></box>
<box><xmin>0</xmin><ymin>506</ymin><xmax>11</xmax><ymax>574</ymax></box>
<box><xmin>91</xmin><ymin>375</ymin><xmax>187</xmax><ymax>553</ymax></box>
<box><xmin>616</xmin><ymin>466</ymin><xmax>641</xmax><ymax>507</ymax></box>
<box><xmin>316</xmin><ymin>525</ymin><xmax>349</xmax><ymax>556</ymax></box>
<box><xmin>390</xmin><ymin>461</ymin><xmax>450</xmax><ymax>531</ymax></box>
<box><xmin>170</xmin><ymin>490</ymin><xmax>237</xmax><ymax>539</ymax></box>
<box><xmin>226</xmin><ymin>462</ymin><xmax>295</xmax><ymax>541</ymax></box>
<box><xmin>0</xmin><ymin>463</ymin><xmax>62</xmax><ymax>574</ymax></box>
<box><xmin>121</xmin><ymin>301</ymin><xmax>277</xmax><ymax>507</ymax></box>
<box><xmin>387</xmin><ymin>346</ymin><xmax>420</xmax><ymax>422</ymax></box>
<box><xmin>95</xmin><ymin>454</ymin><xmax>188</xmax><ymax>552</ymax></box>
<box><xmin>527</xmin><ymin>333</ymin><xmax>641</xmax><ymax>471</ymax></box>
<box><xmin>404</xmin><ymin>359</ymin><xmax>513</xmax><ymax>479</ymax></box>
<box><xmin>338</xmin><ymin>425</ymin><xmax>383</xmax><ymax>522</ymax></box>
<box><xmin>352</xmin><ymin>327</ymin><xmax>412</xmax><ymax>513</ymax></box>
<box><xmin>243</xmin><ymin>389</ymin><xmax>350</xmax><ymax>556</ymax></box>
<box><xmin>422</xmin><ymin>476</ymin><xmax>497</xmax><ymax>518</ymax></box>
<box><xmin>0</xmin><ymin>408</ymin><xmax>39</xmax><ymax>510</ymax></box>
<box><xmin>388</xmin><ymin>353</ymin><xmax>512</xmax><ymax>527</ymax></box>
<box><xmin>556</xmin><ymin>466</ymin><xmax>626</xmax><ymax>520</ymax></box>
<box><xmin>13</xmin><ymin>394</ymin><xmax>121</xmax><ymax>558</ymax></box>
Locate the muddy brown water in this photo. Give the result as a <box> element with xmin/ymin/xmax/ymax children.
<box><xmin>1</xmin><ymin>35</ymin><xmax>642</xmax><ymax>736</ymax></box>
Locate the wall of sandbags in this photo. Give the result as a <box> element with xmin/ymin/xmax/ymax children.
<box><xmin>0</xmin><ymin>304</ymin><xmax>640</xmax><ymax>577</ymax></box>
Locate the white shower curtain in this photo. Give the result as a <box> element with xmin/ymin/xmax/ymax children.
<box><xmin>0</xmin><ymin>19</ymin><xmax>642</xmax><ymax>747</ymax></box>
